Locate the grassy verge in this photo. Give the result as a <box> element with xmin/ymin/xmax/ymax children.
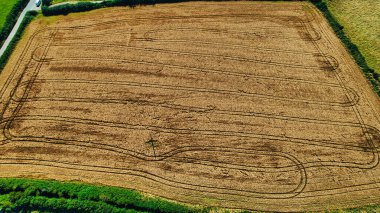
<box><xmin>0</xmin><ymin>0</ymin><xmax>30</xmax><ymax>48</ymax></box>
<box><xmin>324</xmin><ymin>0</ymin><xmax>379</xmax><ymax>76</ymax></box>
<box><xmin>328</xmin><ymin>205</ymin><xmax>380</xmax><ymax>213</ymax></box>
<box><xmin>0</xmin><ymin>11</ymin><xmax>38</xmax><ymax>71</ymax></box>
<box><xmin>312</xmin><ymin>0</ymin><xmax>380</xmax><ymax>97</ymax></box>
<box><xmin>0</xmin><ymin>178</ymin><xmax>209</xmax><ymax>213</ymax></box>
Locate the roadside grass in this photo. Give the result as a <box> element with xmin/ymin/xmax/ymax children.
<box><xmin>0</xmin><ymin>0</ymin><xmax>29</xmax><ymax>49</ymax></box>
<box><xmin>0</xmin><ymin>11</ymin><xmax>38</xmax><ymax>71</ymax></box>
<box><xmin>0</xmin><ymin>0</ymin><xmax>19</xmax><ymax>29</ymax></box>
<box><xmin>325</xmin><ymin>0</ymin><xmax>380</xmax><ymax>75</ymax></box>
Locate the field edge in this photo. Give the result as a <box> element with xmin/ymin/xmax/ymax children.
<box><xmin>312</xmin><ymin>0</ymin><xmax>380</xmax><ymax>97</ymax></box>
<box><xmin>1</xmin><ymin>178</ymin><xmax>380</xmax><ymax>212</ymax></box>
<box><xmin>0</xmin><ymin>177</ymin><xmax>213</xmax><ymax>213</ymax></box>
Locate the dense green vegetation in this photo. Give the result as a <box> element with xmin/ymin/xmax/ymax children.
<box><xmin>325</xmin><ymin>0</ymin><xmax>379</xmax><ymax>76</ymax></box>
<box><xmin>312</xmin><ymin>0</ymin><xmax>380</xmax><ymax>97</ymax></box>
<box><xmin>0</xmin><ymin>0</ymin><xmax>29</xmax><ymax>48</ymax></box>
<box><xmin>0</xmin><ymin>0</ymin><xmax>19</xmax><ymax>29</ymax></box>
<box><xmin>0</xmin><ymin>178</ymin><xmax>208</xmax><ymax>213</ymax></box>
<box><xmin>0</xmin><ymin>11</ymin><xmax>38</xmax><ymax>71</ymax></box>
<box><xmin>0</xmin><ymin>178</ymin><xmax>380</xmax><ymax>212</ymax></box>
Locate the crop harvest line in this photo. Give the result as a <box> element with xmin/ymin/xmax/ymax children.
<box><xmin>11</xmin><ymin>90</ymin><xmax>373</xmax><ymax>128</ymax></box>
<box><xmin>43</xmin><ymin>43</ymin><xmax>338</xmax><ymax>71</ymax></box>
<box><xmin>39</xmin><ymin>54</ymin><xmax>341</xmax><ymax>87</ymax></box>
<box><xmin>29</xmin><ymin>41</ymin><xmax>355</xmax><ymax>107</ymax></box>
<box><xmin>141</xmin><ymin>26</ymin><xmax>317</xmax><ymax>41</ymax></box>
<box><xmin>15</xmin><ymin>77</ymin><xmax>359</xmax><ymax>107</ymax></box>
<box><xmin>2</xmin><ymin>114</ymin><xmax>379</xmax><ymax>156</ymax></box>
<box><xmin>303</xmin><ymin>7</ymin><xmax>380</xmax><ymax>170</ymax></box>
<box><xmin>0</xmin><ymin>156</ymin><xmax>306</xmax><ymax>199</ymax></box>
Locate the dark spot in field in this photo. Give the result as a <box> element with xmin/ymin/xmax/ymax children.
<box><xmin>49</xmin><ymin>65</ymin><xmax>197</xmax><ymax>80</ymax></box>
<box><xmin>10</xmin><ymin>146</ymin><xmax>65</xmax><ymax>155</ymax></box>
<box><xmin>49</xmin><ymin>106</ymin><xmax>92</xmax><ymax>114</ymax></box>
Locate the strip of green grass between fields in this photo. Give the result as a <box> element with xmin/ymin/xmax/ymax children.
<box><xmin>312</xmin><ymin>0</ymin><xmax>380</xmax><ymax>97</ymax></box>
<box><xmin>324</xmin><ymin>0</ymin><xmax>379</xmax><ymax>76</ymax></box>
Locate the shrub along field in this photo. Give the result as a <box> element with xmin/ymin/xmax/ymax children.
<box><xmin>0</xmin><ymin>178</ymin><xmax>207</xmax><ymax>212</ymax></box>
<box><xmin>312</xmin><ymin>0</ymin><xmax>379</xmax><ymax>96</ymax></box>
<box><xmin>325</xmin><ymin>0</ymin><xmax>380</xmax><ymax>76</ymax></box>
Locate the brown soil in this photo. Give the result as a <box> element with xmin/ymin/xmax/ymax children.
<box><xmin>0</xmin><ymin>2</ymin><xmax>379</xmax><ymax>212</ymax></box>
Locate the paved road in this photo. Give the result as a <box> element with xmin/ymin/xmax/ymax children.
<box><xmin>0</xmin><ymin>0</ymin><xmax>40</xmax><ymax>58</ymax></box>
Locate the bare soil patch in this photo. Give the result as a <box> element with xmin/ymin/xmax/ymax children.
<box><xmin>0</xmin><ymin>2</ymin><xmax>379</xmax><ymax>211</ymax></box>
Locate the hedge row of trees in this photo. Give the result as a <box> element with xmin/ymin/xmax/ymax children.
<box><xmin>42</xmin><ymin>0</ymin><xmax>53</xmax><ymax>6</ymax></box>
<box><xmin>0</xmin><ymin>0</ymin><xmax>30</xmax><ymax>48</ymax></box>
<box><xmin>0</xmin><ymin>11</ymin><xmax>37</xmax><ymax>71</ymax></box>
<box><xmin>3</xmin><ymin>194</ymin><xmax>140</xmax><ymax>213</ymax></box>
<box><xmin>0</xmin><ymin>178</ymin><xmax>209</xmax><ymax>213</ymax></box>
<box><xmin>312</xmin><ymin>1</ymin><xmax>380</xmax><ymax>97</ymax></box>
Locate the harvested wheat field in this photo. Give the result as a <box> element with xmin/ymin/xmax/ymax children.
<box><xmin>0</xmin><ymin>1</ymin><xmax>379</xmax><ymax>211</ymax></box>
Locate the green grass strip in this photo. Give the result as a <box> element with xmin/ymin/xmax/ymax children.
<box><xmin>312</xmin><ymin>0</ymin><xmax>380</xmax><ymax>97</ymax></box>
<box><xmin>1</xmin><ymin>177</ymin><xmax>380</xmax><ymax>212</ymax></box>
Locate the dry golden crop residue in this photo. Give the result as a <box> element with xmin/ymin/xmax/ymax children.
<box><xmin>0</xmin><ymin>2</ymin><xmax>379</xmax><ymax>211</ymax></box>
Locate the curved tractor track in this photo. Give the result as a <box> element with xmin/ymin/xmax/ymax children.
<box><xmin>0</xmin><ymin>2</ymin><xmax>379</xmax><ymax>212</ymax></box>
